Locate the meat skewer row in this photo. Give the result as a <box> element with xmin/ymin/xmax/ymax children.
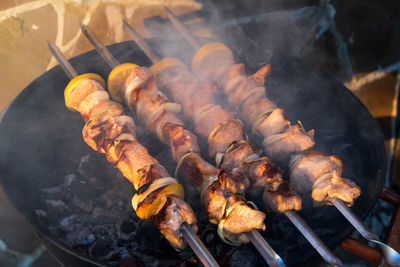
<box><xmin>121</xmin><ymin>19</ymin><xmax>344</xmax><ymax>267</ymax></box>
<box><xmin>47</xmin><ymin>41</ymin><xmax>219</xmax><ymax>267</ymax></box>
<box><xmin>80</xmin><ymin>24</ymin><xmax>286</xmax><ymax>267</ymax></box>
<box><xmin>164</xmin><ymin>8</ymin><xmax>360</xmax><ymax>205</ymax></box>
<box><xmin>191</xmin><ymin>43</ymin><xmax>361</xmax><ymax>206</ymax></box>
<box><xmin>175</xmin><ymin>28</ymin><xmax>361</xmax><ymax>204</ymax></box>
<box><xmin>162</xmin><ymin>8</ymin><xmax>400</xmax><ymax>264</ymax></box>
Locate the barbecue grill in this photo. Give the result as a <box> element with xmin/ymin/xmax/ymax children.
<box><xmin>0</xmin><ymin>37</ymin><xmax>386</xmax><ymax>266</ymax></box>
<box><xmin>1</xmin><ymin>1</ymin><xmax>400</xmax><ymax>266</ymax></box>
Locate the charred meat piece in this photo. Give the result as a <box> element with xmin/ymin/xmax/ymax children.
<box><xmin>221</xmin><ymin>195</ymin><xmax>266</xmax><ymax>240</ymax></box>
<box><xmin>152</xmin><ymin>196</ymin><xmax>198</xmax><ymax>250</ymax></box>
<box><xmin>208</xmin><ymin>119</ymin><xmax>244</xmax><ymax>158</ymax></box>
<box><xmin>176</xmin><ymin>152</ymin><xmax>218</xmax><ymax>192</ymax></box>
<box><xmin>201</xmin><ymin>180</ymin><xmax>265</xmax><ymax>244</ymax></box>
<box><xmin>290</xmin><ymin>151</ymin><xmax>361</xmax><ymax>205</ymax></box>
<box><xmin>263</xmin><ymin>180</ymin><xmax>302</xmax><ymax>212</ymax></box>
<box><xmin>263</xmin><ymin>125</ymin><xmax>315</xmax><ymax>160</ymax></box>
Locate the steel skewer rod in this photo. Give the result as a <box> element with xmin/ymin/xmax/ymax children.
<box><xmin>247</xmin><ymin>230</ymin><xmax>286</xmax><ymax>267</ymax></box>
<box><xmin>163</xmin><ymin>9</ymin><xmax>345</xmax><ymax>267</ymax></box>
<box><xmin>331</xmin><ymin>198</ymin><xmax>400</xmax><ymax>266</ymax></box>
<box><xmin>80</xmin><ymin>24</ymin><xmax>119</xmax><ymax>69</ymax></box>
<box><xmin>285</xmin><ymin>211</ymin><xmax>342</xmax><ymax>266</ymax></box>
<box><xmin>47</xmin><ymin>41</ymin><xmax>78</xmax><ymax>80</ymax></box>
<box><xmin>121</xmin><ymin>20</ymin><xmax>160</xmax><ymax>63</ymax></box>
<box><xmin>119</xmin><ymin>20</ymin><xmax>286</xmax><ymax>267</ymax></box>
<box><xmin>47</xmin><ymin>40</ymin><xmax>219</xmax><ymax>267</ymax></box>
<box><xmin>164</xmin><ymin>6</ymin><xmax>201</xmax><ymax>50</ymax></box>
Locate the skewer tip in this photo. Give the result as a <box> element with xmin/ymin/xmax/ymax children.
<box><xmin>46</xmin><ymin>39</ymin><xmax>54</xmax><ymax>49</ymax></box>
<box><xmin>122</xmin><ymin>19</ymin><xmax>130</xmax><ymax>28</ymax></box>
<box><xmin>164</xmin><ymin>5</ymin><xmax>173</xmax><ymax>14</ymax></box>
<box><xmin>79</xmin><ymin>23</ymin><xmax>87</xmax><ymax>31</ymax></box>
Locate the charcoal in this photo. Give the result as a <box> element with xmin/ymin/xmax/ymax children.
<box><xmin>45</xmin><ymin>200</ymin><xmax>69</xmax><ymax>209</ymax></box>
<box><xmin>91</xmin><ymin>195</ymin><xmax>112</xmax><ymax>209</ymax></box>
<box><xmin>41</xmin><ymin>174</ymin><xmax>76</xmax><ymax>194</ymax></box>
<box><xmin>34</xmin><ymin>209</ymin><xmax>49</xmax><ymax>228</ymax></box>
<box><xmin>117</xmin><ymin>220</ymin><xmax>137</xmax><ymax>240</ymax></box>
<box><xmin>59</xmin><ymin>214</ymin><xmax>90</xmax><ymax>231</ymax></box>
<box><xmin>72</xmin><ymin>194</ymin><xmax>94</xmax><ymax>213</ymax></box>
<box><xmin>65</xmin><ymin>227</ymin><xmax>95</xmax><ymax>246</ymax></box>
<box><xmin>91</xmin><ymin>207</ymin><xmax>125</xmax><ymax>225</ymax></box>
<box><xmin>88</xmin><ymin>234</ymin><xmax>118</xmax><ymax>261</ymax></box>
<box><xmin>228</xmin><ymin>246</ymin><xmax>259</xmax><ymax>267</ymax></box>
<box><xmin>71</xmin><ymin>179</ymin><xmax>105</xmax><ymax>199</ymax></box>
<box><xmin>44</xmin><ymin>200</ymin><xmax>70</xmax><ymax>219</ymax></box>
<box><xmin>35</xmin><ymin>209</ymin><xmax>47</xmax><ymax>219</ymax></box>
<box><xmin>77</xmin><ymin>154</ymin><xmax>91</xmax><ymax>177</ymax></box>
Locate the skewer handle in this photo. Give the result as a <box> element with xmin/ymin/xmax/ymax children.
<box><xmin>331</xmin><ymin>198</ymin><xmax>379</xmax><ymax>240</ymax></box>
<box><xmin>285</xmin><ymin>210</ymin><xmax>343</xmax><ymax>267</ymax></box>
<box><xmin>180</xmin><ymin>223</ymin><xmax>220</xmax><ymax>267</ymax></box>
<box><xmin>246</xmin><ymin>230</ymin><xmax>286</xmax><ymax>267</ymax></box>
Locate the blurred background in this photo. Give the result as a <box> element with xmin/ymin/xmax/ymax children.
<box><xmin>0</xmin><ymin>0</ymin><xmax>399</xmax><ymax>266</ymax></box>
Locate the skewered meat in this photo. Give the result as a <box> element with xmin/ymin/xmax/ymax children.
<box><xmin>289</xmin><ymin>151</ymin><xmax>361</xmax><ymax>205</ymax></box>
<box><xmin>191</xmin><ymin>43</ymin><xmax>315</xmax><ymax>160</ymax></box>
<box><xmin>64</xmin><ymin>74</ymin><xmax>197</xmax><ymax>249</ymax></box>
<box><xmin>190</xmin><ymin>42</ymin><xmax>361</xmax><ymax>206</ymax></box>
<box><xmin>151</xmin><ymin>58</ymin><xmax>302</xmax><ymax>213</ymax></box>
<box><xmin>108</xmin><ymin>64</ymin><xmax>266</xmax><ymax>244</ymax></box>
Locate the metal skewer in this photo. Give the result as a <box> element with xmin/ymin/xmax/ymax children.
<box><xmin>164</xmin><ymin>6</ymin><xmax>201</xmax><ymax>50</ymax></box>
<box><xmin>47</xmin><ymin>40</ymin><xmax>219</xmax><ymax>267</ymax></box>
<box><xmin>331</xmin><ymin>198</ymin><xmax>400</xmax><ymax>266</ymax></box>
<box><xmin>119</xmin><ymin>20</ymin><xmax>286</xmax><ymax>267</ymax></box>
<box><xmin>162</xmin><ymin>9</ymin><xmax>344</xmax><ymax>267</ymax></box>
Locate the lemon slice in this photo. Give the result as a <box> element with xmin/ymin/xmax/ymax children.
<box><xmin>64</xmin><ymin>73</ymin><xmax>105</xmax><ymax>111</ymax></box>
<box><xmin>192</xmin><ymin>42</ymin><xmax>233</xmax><ymax>74</ymax></box>
<box><xmin>107</xmin><ymin>63</ymin><xmax>139</xmax><ymax>102</ymax></box>
<box><xmin>150</xmin><ymin>57</ymin><xmax>186</xmax><ymax>75</ymax></box>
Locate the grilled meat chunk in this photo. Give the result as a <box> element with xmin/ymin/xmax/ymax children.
<box><xmin>263</xmin><ymin>125</ymin><xmax>315</xmax><ymax>160</ymax></box>
<box><xmin>263</xmin><ymin>180</ymin><xmax>302</xmax><ymax>212</ymax></box>
<box><xmin>153</xmin><ymin>196</ymin><xmax>198</xmax><ymax>250</ymax></box>
<box><xmin>201</xmin><ymin>180</ymin><xmax>265</xmax><ymax>244</ymax></box>
<box><xmin>222</xmin><ymin>196</ymin><xmax>266</xmax><ymax>240</ymax></box>
<box><xmin>176</xmin><ymin>152</ymin><xmax>219</xmax><ymax>191</ymax></box>
<box><xmin>290</xmin><ymin>151</ymin><xmax>361</xmax><ymax>205</ymax></box>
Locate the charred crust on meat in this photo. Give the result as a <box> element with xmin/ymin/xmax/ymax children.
<box><xmin>150</xmin><ymin>197</ymin><xmax>172</xmax><ymax>226</ymax></box>
<box><xmin>171</xmin><ymin>128</ymin><xmax>190</xmax><ymax>152</ymax></box>
<box><xmin>90</xmin><ymin>120</ymin><xmax>108</xmax><ymax>129</ymax></box>
<box><xmin>136</xmin><ymin>164</ymin><xmax>166</xmax><ymax>189</ymax></box>
<box><xmin>137</xmin><ymin>186</ymin><xmax>166</xmax><ymax>209</ymax></box>
<box><xmin>263</xmin><ymin>162</ymin><xmax>281</xmax><ymax>179</ymax></box>
<box><xmin>274</xmin><ymin>181</ymin><xmax>294</xmax><ymax>197</ymax></box>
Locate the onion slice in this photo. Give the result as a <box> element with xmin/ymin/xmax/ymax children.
<box><xmin>132</xmin><ymin>177</ymin><xmax>178</xmax><ymax>211</ymax></box>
